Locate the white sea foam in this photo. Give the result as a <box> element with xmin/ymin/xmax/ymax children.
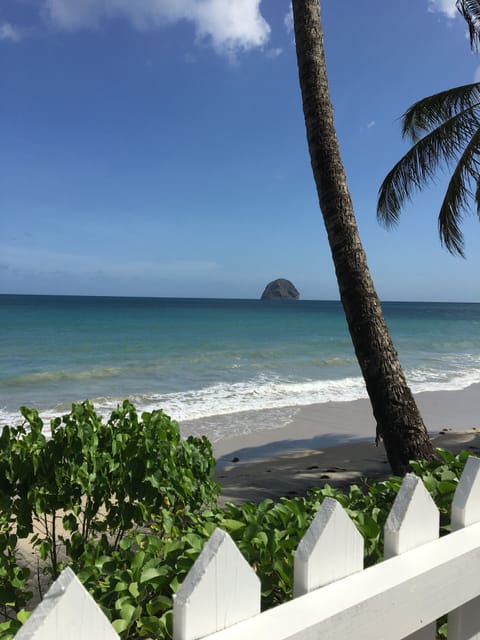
<box><xmin>3</xmin><ymin>362</ymin><xmax>480</xmax><ymax>436</ymax></box>
<box><xmin>132</xmin><ymin>375</ymin><xmax>369</xmax><ymax>421</ymax></box>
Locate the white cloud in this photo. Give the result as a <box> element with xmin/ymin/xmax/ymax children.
<box><xmin>427</xmin><ymin>0</ymin><xmax>458</xmax><ymax>19</ymax></box>
<box><xmin>0</xmin><ymin>22</ymin><xmax>22</xmax><ymax>42</ymax></box>
<box><xmin>266</xmin><ymin>47</ymin><xmax>282</xmax><ymax>59</ymax></box>
<box><xmin>284</xmin><ymin>6</ymin><xmax>293</xmax><ymax>33</ymax></box>
<box><xmin>367</xmin><ymin>120</ymin><xmax>375</xmax><ymax>129</ymax></box>
<box><xmin>43</xmin><ymin>0</ymin><xmax>270</xmax><ymax>56</ymax></box>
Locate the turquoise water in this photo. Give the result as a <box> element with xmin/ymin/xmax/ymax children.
<box><xmin>1</xmin><ymin>295</ymin><xmax>480</xmax><ymax>441</ymax></box>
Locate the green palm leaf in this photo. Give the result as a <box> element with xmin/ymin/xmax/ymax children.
<box><xmin>377</xmin><ymin>85</ymin><xmax>480</xmax><ymax>255</ymax></box>
<box><xmin>376</xmin><ymin>3</ymin><xmax>480</xmax><ymax>256</ymax></box>
<box><xmin>457</xmin><ymin>0</ymin><xmax>480</xmax><ymax>51</ymax></box>
<box><xmin>402</xmin><ymin>82</ymin><xmax>480</xmax><ymax>141</ymax></box>
<box><xmin>438</xmin><ymin>125</ymin><xmax>480</xmax><ymax>255</ymax></box>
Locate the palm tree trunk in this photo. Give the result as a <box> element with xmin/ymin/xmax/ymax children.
<box><xmin>292</xmin><ymin>0</ymin><xmax>436</xmax><ymax>475</ymax></box>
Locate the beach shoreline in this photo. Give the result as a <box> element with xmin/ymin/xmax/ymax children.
<box><xmin>211</xmin><ymin>382</ymin><xmax>480</xmax><ymax>462</ymax></box>
<box><xmin>207</xmin><ymin>383</ymin><xmax>480</xmax><ymax>503</ymax></box>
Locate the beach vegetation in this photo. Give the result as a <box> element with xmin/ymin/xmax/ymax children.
<box><xmin>0</xmin><ymin>400</ymin><xmax>474</xmax><ymax>638</ymax></box>
<box><xmin>377</xmin><ymin>0</ymin><xmax>480</xmax><ymax>256</ymax></box>
<box><xmin>291</xmin><ymin>0</ymin><xmax>435</xmax><ymax>474</ymax></box>
<box><xmin>0</xmin><ymin>400</ymin><xmax>218</xmax><ymax>638</ymax></box>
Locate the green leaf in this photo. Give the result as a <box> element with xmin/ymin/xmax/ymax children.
<box><xmin>128</xmin><ymin>582</ymin><xmax>140</xmax><ymax>598</ymax></box>
<box><xmin>112</xmin><ymin>618</ymin><xmax>129</xmax><ymax>633</ymax></box>
<box><xmin>62</xmin><ymin>513</ymin><xmax>77</xmax><ymax>531</ymax></box>
<box><xmin>161</xmin><ymin>610</ymin><xmax>174</xmax><ymax>638</ymax></box>
<box><xmin>119</xmin><ymin>537</ymin><xmax>134</xmax><ymax>551</ymax></box>
<box><xmin>221</xmin><ymin>519</ymin><xmax>246</xmax><ymax>532</ymax></box>
<box><xmin>139</xmin><ymin>567</ymin><xmax>167</xmax><ymax>584</ymax></box>
<box><xmin>37</xmin><ymin>540</ymin><xmax>52</xmax><ymax>561</ymax></box>
<box><xmin>17</xmin><ymin>610</ymin><xmax>32</xmax><ymax>624</ymax></box>
<box><xmin>437</xmin><ymin>480</ymin><xmax>457</xmax><ymax>495</ymax></box>
<box><xmin>436</xmin><ymin>448</ymin><xmax>455</xmax><ymax>464</ymax></box>
<box><xmin>146</xmin><ymin>594</ymin><xmax>172</xmax><ymax>615</ymax></box>
<box><xmin>131</xmin><ymin>550</ymin><xmax>146</xmax><ymax>571</ymax></box>
<box><xmin>137</xmin><ymin>615</ymin><xmax>162</xmax><ymax>635</ymax></box>
<box><xmin>0</xmin><ymin>620</ymin><xmax>21</xmax><ymax>640</ymax></box>
<box><xmin>119</xmin><ymin>603</ymin><xmax>136</xmax><ymax>623</ymax></box>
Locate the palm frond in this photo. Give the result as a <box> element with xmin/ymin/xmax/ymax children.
<box><xmin>438</xmin><ymin>126</ymin><xmax>480</xmax><ymax>255</ymax></box>
<box><xmin>402</xmin><ymin>82</ymin><xmax>480</xmax><ymax>141</ymax></box>
<box><xmin>457</xmin><ymin>0</ymin><xmax>480</xmax><ymax>52</ymax></box>
<box><xmin>475</xmin><ymin>174</ymin><xmax>480</xmax><ymax>217</ymax></box>
<box><xmin>377</xmin><ymin>107</ymin><xmax>480</xmax><ymax>227</ymax></box>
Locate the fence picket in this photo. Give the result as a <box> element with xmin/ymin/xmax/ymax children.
<box><xmin>293</xmin><ymin>496</ymin><xmax>363</xmax><ymax>597</ymax></box>
<box><xmin>451</xmin><ymin>455</ymin><xmax>480</xmax><ymax>529</ymax></box>
<box><xmin>384</xmin><ymin>473</ymin><xmax>439</xmax><ymax>559</ymax></box>
<box><xmin>14</xmin><ymin>567</ymin><xmax>119</xmax><ymax>640</ymax></box>
<box><xmin>449</xmin><ymin>456</ymin><xmax>480</xmax><ymax>640</ymax></box>
<box><xmin>384</xmin><ymin>473</ymin><xmax>439</xmax><ymax>640</ymax></box>
<box><xmin>173</xmin><ymin>528</ymin><xmax>260</xmax><ymax>640</ymax></box>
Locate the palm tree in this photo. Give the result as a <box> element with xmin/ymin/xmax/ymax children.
<box><xmin>377</xmin><ymin>0</ymin><xmax>480</xmax><ymax>257</ymax></box>
<box><xmin>291</xmin><ymin>0</ymin><xmax>436</xmax><ymax>475</ymax></box>
<box><xmin>458</xmin><ymin>0</ymin><xmax>480</xmax><ymax>52</ymax></box>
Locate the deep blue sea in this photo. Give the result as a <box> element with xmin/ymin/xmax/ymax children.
<box><xmin>1</xmin><ymin>295</ymin><xmax>480</xmax><ymax>442</ymax></box>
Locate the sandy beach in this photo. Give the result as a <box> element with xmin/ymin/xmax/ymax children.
<box><xmin>213</xmin><ymin>384</ymin><xmax>480</xmax><ymax>503</ymax></box>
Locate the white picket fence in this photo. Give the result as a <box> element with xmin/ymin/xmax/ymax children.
<box><xmin>13</xmin><ymin>456</ymin><xmax>480</xmax><ymax>640</ymax></box>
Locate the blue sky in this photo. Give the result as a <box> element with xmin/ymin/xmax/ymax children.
<box><xmin>1</xmin><ymin>0</ymin><xmax>479</xmax><ymax>301</ymax></box>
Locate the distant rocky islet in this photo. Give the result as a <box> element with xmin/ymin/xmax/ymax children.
<box><xmin>261</xmin><ymin>279</ymin><xmax>300</xmax><ymax>300</ymax></box>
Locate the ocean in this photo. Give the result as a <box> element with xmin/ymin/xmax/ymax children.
<box><xmin>1</xmin><ymin>295</ymin><xmax>480</xmax><ymax>443</ymax></box>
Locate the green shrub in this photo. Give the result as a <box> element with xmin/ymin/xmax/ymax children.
<box><xmin>0</xmin><ymin>400</ymin><xmax>476</xmax><ymax>640</ymax></box>
<box><xmin>0</xmin><ymin>400</ymin><xmax>218</xmax><ymax>634</ymax></box>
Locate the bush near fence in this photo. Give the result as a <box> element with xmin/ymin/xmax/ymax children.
<box><xmin>9</xmin><ymin>454</ymin><xmax>480</xmax><ymax>640</ymax></box>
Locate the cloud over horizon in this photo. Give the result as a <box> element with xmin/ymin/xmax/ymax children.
<box><xmin>42</xmin><ymin>0</ymin><xmax>271</xmax><ymax>56</ymax></box>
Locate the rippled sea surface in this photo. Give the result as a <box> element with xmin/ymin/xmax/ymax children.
<box><xmin>2</xmin><ymin>295</ymin><xmax>479</xmax><ymax>441</ymax></box>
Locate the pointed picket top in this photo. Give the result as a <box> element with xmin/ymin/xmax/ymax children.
<box><xmin>451</xmin><ymin>456</ymin><xmax>480</xmax><ymax>531</ymax></box>
<box><xmin>14</xmin><ymin>567</ymin><xmax>118</xmax><ymax>640</ymax></box>
<box><xmin>384</xmin><ymin>473</ymin><xmax>439</xmax><ymax>560</ymax></box>
<box><xmin>449</xmin><ymin>457</ymin><xmax>480</xmax><ymax>640</ymax></box>
<box><xmin>173</xmin><ymin>528</ymin><xmax>260</xmax><ymax>640</ymax></box>
<box><xmin>294</xmin><ymin>497</ymin><xmax>363</xmax><ymax>598</ymax></box>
